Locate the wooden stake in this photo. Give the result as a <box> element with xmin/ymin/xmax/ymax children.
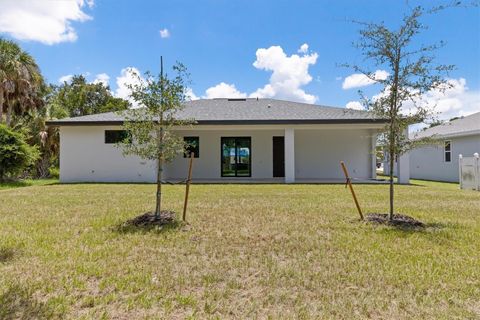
<box><xmin>340</xmin><ymin>161</ymin><xmax>364</xmax><ymax>220</ymax></box>
<box><xmin>182</xmin><ymin>152</ymin><xmax>194</xmax><ymax>221</ymax></box>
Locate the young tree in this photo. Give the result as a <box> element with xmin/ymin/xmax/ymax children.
<box><xmin>346</xmin><ymin>5</ymin><xmax>459</xmax><ymax>220</ymax></box>
<box><xmin>120</xmin><ymin>60</ymin><xmax>194</xmax><ymax>218</ymax></box>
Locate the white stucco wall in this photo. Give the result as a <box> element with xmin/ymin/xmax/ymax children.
<box><xmin>59</xmin><ymin>125</ymin><xmax>378</xmax><ymax>183</ymax></box>
<box><xmin>60</xmin><ymin>126</ymin><xmax>157</xmax><ymax>183</ymax></box>
<box><xmin>164</xmin><ymin>129</ymin><xmax>284</xmax><ymax>179</ymax></box>
<box><xmin>294</xmin><ymin>129</ymin><xmax>374</xmax><ymax>180</ymax></box>
<box><xmin>409</xmin><ymin>134</ymin><xmax>480</xmax><ymax>182</ymax></box>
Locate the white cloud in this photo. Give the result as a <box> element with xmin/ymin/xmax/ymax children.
<box><xmin>408</xmin><ymin>80</ymin><xmax>479</xmax><ymax>132</ymax></box>
<box><xmin>203</xmin><ymin>82</ymin><xmax>247</xmax><ymax>99</ymax></box>
<box><xmin>416</xmin><ymin>78</ymin><xmax>480</xmax><ymax>120</ymax></box>
<box><xmin>159</xmin><ymin>28</ymin><xmax>170</xmax><ymax>38</ymax></box>
<box><xmin>376</xmin><ymin>78</ymin><xmax>479</xmax><ymax>121</ymax></box>
<box><xmin>185</xmin><ymin>88</ymin><xmax>199</xmax><ymax>100</ymax></box>
<box><xmin>342</xmin><ymin>70</ymin><xmax>389</xmax><ymax>90</ymax></box>
<box><xmin>347</xmin><ymin>77</ymin><xmax>480</xmax><ymax>124</ymax></box>
<box><xmin>92</xmin><ymin>73</ymin><xmax>110</xmax><ymax>86</ymax></box>
<box><xmin>114</xmin><ymin>67</ymin><xmax>144</xmax><ymax>107</ymax></box>
<box><xmin>58</xmin><ymin>74</ymin><xmax>73</xmax><ymax>83</ymax></box>
<box><xmin>0</xmin><ymin>0</ymin><xmax>93</xmax><ymax>45</ymax></box>
<box><xmin>198</xmin><ymin>44</ymin><xmax>319</xmax><ymax>103</ymax></box>
<box><xmin>298</xmin><ymin>43</ymin><xmax>309</xmax><ymax>54</ymax></box>
<box><xmin>249</xmin><ymin>44</ymin><xmax>319</xmax><ymax>103</ymax></box>
<box><xmin>345</xmin><ymin>101</ymin><xmax>364</xmax><ymax>110</ymax></box>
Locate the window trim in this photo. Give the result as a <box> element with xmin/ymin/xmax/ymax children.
<box><xmin>183</xmin><ymin>136</ymin><xmax>200</xmax><ymax>158</ymax></box>
<box><xmin>444</xmin><ymin>140</ymin><xmax>451</xmax><ymax>162</ymax></box>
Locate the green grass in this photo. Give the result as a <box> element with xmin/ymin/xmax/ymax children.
<box><xmin>0</xmin><ymin>181</ymin><xmax>479</xmax><ymax>319</ymax></box>
<box><xmin>0</xmin><ymin>178</ymin><xmax>58</xmax><ymax>190</ymax></box>
<box><xmin>377</xmin><ymin>173</ymin><xmax>460</xmax><ymax>190</ymax></box>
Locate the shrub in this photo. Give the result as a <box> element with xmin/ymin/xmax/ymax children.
<box><xmin>0</xmin><ymin>124</ymin><xmax>39</xmax><ymax>181</ymax></box>
<box><xmin>48</xmin><ymin>167</ymin><xmax>59</xmax><ymax>179</ymax></box>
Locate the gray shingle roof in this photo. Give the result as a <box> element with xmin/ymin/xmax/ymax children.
<box><xmin>46</xmin><ymin>98</ymin><xmax>387</xmax><ymax>125</ymax></box>
<box><xmin>412</xmin><ymin>112</ymin><xmax>480</xmax><ymax>139</ymax></box>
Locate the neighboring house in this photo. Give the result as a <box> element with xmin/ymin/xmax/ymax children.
<box><xmin>47</xmin><ymin>98</ymin><xmax>391</xmax><ymax>183</ymax></box>
<box><xmin>409</xmin><ymin>112</ymin><xmax>480</xmax><ymax>182</ymax></box>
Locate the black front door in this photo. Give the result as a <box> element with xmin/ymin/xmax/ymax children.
<box><xmin>272</xmin><ymin>136</ymin><xmax>285</xmax><ymax>177</ymax></box>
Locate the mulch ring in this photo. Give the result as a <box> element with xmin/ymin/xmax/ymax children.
<box><xmin>123</xmin><ymin>211</ymin><xmax>176</xmax><ymax>227</ymax></box>
<box><xmin>366</xmin><ymin>213</ymin><xmax>426</xmax><ymax>229</ymax></box>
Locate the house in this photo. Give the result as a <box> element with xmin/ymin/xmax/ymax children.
<box><xmin>47</xmin><ymin>98</ymin><xmax>394</xmax><ymax>183</ymax></box>
<box><xmin>409</xmin><ymin>112</ymin><xmax>480</xmax><ymax>182</ymax></box>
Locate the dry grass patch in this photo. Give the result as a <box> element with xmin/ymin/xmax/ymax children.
<box><xmin>0</xmin><ymin>181</ymin><xmax>479</xmax><ymax>319</ymax></box>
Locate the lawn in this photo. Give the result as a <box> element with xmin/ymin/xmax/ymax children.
<box><xmin>0</xmin><ymin>178</ymin><xmax>58</xmax><ymax>190</ymax></box>
<box><xmin>0</xmin><ymin>181</ymin><xmax>479</xmax><ymax>319</ymax></box>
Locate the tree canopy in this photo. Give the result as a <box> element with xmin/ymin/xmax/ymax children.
<box><xmin>0</xmin><ymin>38</ymin><xmax>44</xmax><ymax>126</ymax></box>
<box><xmin>51</xmin><ymin>75</ymin><xmax>129</xmax><ymax>117</ymax></box>
<box><xmin>347</xmin><ymin>5</ymin><xmax>457</xmax><ymax>219</ymax></box>
<box><xmin>120</xmin><ymin>61</ymin><xmax>194</xmax><ymax>217</ymax></box>
<box><xmin>1</xmin><ymin>39</ymin><xmax>131</xmax><ymax>180</ymax></box>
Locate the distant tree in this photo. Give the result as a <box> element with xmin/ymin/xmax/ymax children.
<box><xmin>448</xmin><ymin>116</ymin><xmax>461</xmax><ymax>122</ymax></box>
<box><xmin>427</xmin><ymin>119</ymin><xmax>444</xmax><ymax>128</ymax></box>
<box><xmin>0</xmin><ymin>124</ymin><xmax>39</xmax><ymax>181</ymax></box>
<box><xmin>120</xmin><ymin>60</ymin><xmax>194</xmax><ymax>218</ymax></box>
<box><xmin>0</xmin><ymin>38</ymin><xmax>44</xmax><ymax>127</ymax></box>
<box><xmin>52</xmin><ymin>75</ymin><xmax>129</xmax><ymax>117</ymax></box>
<box><xmin>346</xmin><ymin>4</ymin><xmax>461</xmax><ymax>220</ymax></box>
<box><xmin>25</xmin><ymin>77</ymin><xmax>130</xmax><ymax>178</ymax></box>
<box><xmin>428</xmin><ymin>115</ymin><xmax>463</xmax><ymax>129</ymax></box>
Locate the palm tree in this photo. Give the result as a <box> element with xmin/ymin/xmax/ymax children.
<box><xmin>0</xmin><ymin>38</ymin><xmax>43</xmax><ymax>126</ymax></box>
<box><xmin>20</xmin><ymin>91</ymin><xmax>66</xmax><ymax>178</ymax></box>
<box><xmin>21</xmin><ymin>108</ymin><xmax>60</xmax><ymax>178</ymax></box>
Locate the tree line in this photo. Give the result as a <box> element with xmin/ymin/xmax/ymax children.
<box><xmin>0</xmin><ymin>38</ymin><xmax>130</xmax><ymax>181</ymax></box>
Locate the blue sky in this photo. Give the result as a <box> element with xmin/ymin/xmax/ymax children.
<box><xmin>1</xmin><ymin>0</ymin><xmax>479</xmax><ymax>119</ymax></box>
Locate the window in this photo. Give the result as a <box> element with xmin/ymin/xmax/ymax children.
<box><xmin>221</xmin><ymin>137</ymin><xmax>251</xmax><ymax>177</ymax></box>
<box><xmin>105</xmin><ymin>130</ymin><xmax>130</xmax><ymax>144</ymax></box>
<box><xmin>444</xmin><ymin>140</ymin><xmax>451</xmax><ymax>162</ymax></box>
<box><xmin>184</xmin><ymin>136</ymin><xmax>199</xmax><ymax>158</ymax></box>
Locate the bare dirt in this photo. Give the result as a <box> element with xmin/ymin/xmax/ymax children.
<box><xmin>366</xmin><ymin>213</ymin><xmax>426</xmax><ymax>229</ymax></box>
<box><xmin>123</xmin><ymin>211</ymin><xmax>176</xmax><ymax>227</ymax></box>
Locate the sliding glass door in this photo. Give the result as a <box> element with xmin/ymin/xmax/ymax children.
<box><xmin>221</xmin><ymin>137</ymin><xmax>251</xmax><ymax>177</ymax></box>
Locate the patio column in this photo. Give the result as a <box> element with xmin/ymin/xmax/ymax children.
<box><xmin>371</xmin><ymin>133</ymin><xmax>378</xmax><ymax>179</ymax></box>
<box><xmin>285</xmin><ymin>128</ymin><xmax>295</xmax><ymax>183</ymax></box>
<box><xmin>397</xmin><ymin>128</ymin><xmax>410</xmax><ymax>184</ymax></box>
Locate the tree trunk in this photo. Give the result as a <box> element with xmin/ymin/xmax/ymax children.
<box><xmin>0</xmin><ymin>89</ymin><xmax>4</xmax><ymax>123</ymax></box>
<box><xmin>154</xmin><ymin>56</ymin><xmax>165</xmax><ymax>219</ymax></box>
<box><xmin>155</xmin><ymin>156</ymin><xmax>162</xmax><ymax>218</ymax></box>
<box><xmin>389</xmin><ymin>150</ymin><xmax>394</xmax><ymax>220</ymax></box>
<box><xmin>388</xmin><ymin>48</ymin><xmax>401</xmax><ymax>221</ymax></box>
<box><xmin>155</xmin><ymin>125</ymin><xmax>164</xmax><ymax>218</ymax></box>
<box><xmin>5</xmin><ymin>100</ymin><xmax>12</xmax><ymax>127</ymax></box>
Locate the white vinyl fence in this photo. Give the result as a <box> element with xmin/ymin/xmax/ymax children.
<box><xmin>459</xmin><ymin>153</ymin><xmax>480</xmax><ymax>191</ymax></box>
